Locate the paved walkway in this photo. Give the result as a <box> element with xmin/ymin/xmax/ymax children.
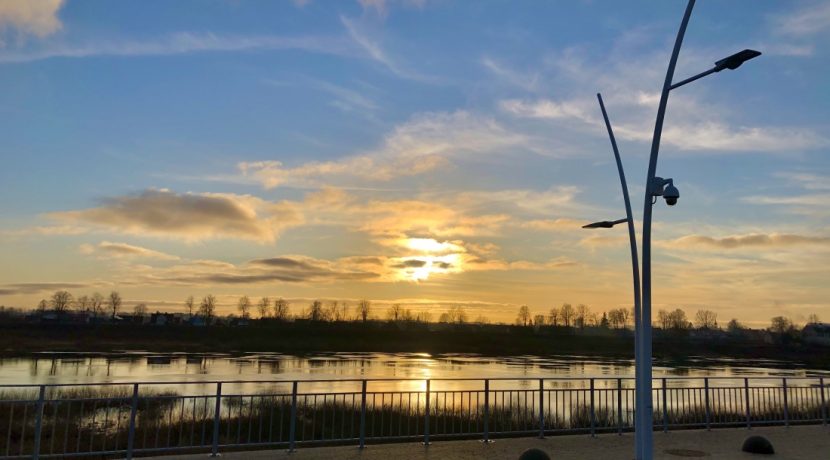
<box><xmin>154</xmin><ymin>425</ymin><xmax>829</xmax><ymax>459</ymax></box>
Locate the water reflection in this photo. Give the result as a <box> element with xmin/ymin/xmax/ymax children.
<box><xmin>0</xmin><ymin>352</ymin><xmax>827</xmax><ymax>395</ymax></box>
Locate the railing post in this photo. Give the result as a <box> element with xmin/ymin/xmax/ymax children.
<box><xmin>423</xmin><ymin>379</ymin><xmax>431</xmax><ymax>445</ymax></box>
<box><xmin>481</xmin><ymin>379</ymin><xmax>492</xmax><ymax>443</ymax></box>
<box><xmin>703</xmin><ymin>378</ymin><xmax>711</xmax><ymax>431</ymax></box>
<box><xmin>126</xmin><ymin>383</ymin><xmax>139</xmax><ymax>460</ymax></box>
<box><xmin>359</xmin><ymin>380</ymin><xmax>367</xmax><ymax>449</ymax></box>
<box><xmin>288</xmin><ymin>381</ymin><xmax>298</xmax><ymax>453</ymax></box>
<box><xmin>616</xmin><ymin>378</ymin><xmax>623</xmax><ymax>435</ymax></box>
<box><xmin>211</xmin><ymin>382</ymin><xmax>222</xmax><ymax>457</ymax></box>
<box><xmin>744</xmin><ymin>377</ymin><xmax>751</xmax><ymax>429</ymax></box>
<box><xmin>538</xmin><ymin>379</ymin><xmax>544</xmax><ymax>438</ymax></box>
<box><xmin>589</xmin><ymin>378</ymin><xmax>596</xmax><ymax>437</ymax></box>
<box><xmin>820</xmin><ymin>377</ymin><xmax>827</xmax><ymax>427</ymax></box>
<box><xmin>782</xmin><ymin>378</ymin><xmax>789</xmax><ymax>428</ymax></box>
<box><xmin>661</xmin><ymin>378</ymin><xmax>668</xmax><ymax>433</ymax></box>
<box><xmin>32</xmin><ymin>385</ymin><xmax>45</xmax><ymax>460</ymax></box>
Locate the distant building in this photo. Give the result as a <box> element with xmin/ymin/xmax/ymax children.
<box><xmin>803</xmin><ymin>322</ymin><xmax>830</xmax><ymax>346</ymax></box>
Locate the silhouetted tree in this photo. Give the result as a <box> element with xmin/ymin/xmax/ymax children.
<box><xmin>770</xmin><ymin>316</ymin><xmax>794</xmax><ymax>335</ymax></box>
<box><xmin>237</xmin><ymin>295</ymin><xmax>251</xmax><ymax>319</ymax></box>
<box><xmin>185</xmin><ymin>296</ymin><xmax>195</xmax><ymax>316</ymax></box>
<box><xmin>560</xmin><ymin>303</ymin><xmax>575</xmax><ymax>327</ymax></box>
<box><xmin>694</xmin><ymin>309</ymin><xmax>718</xmax><ymax>329</ymax></box>
<box><xmin>273</xmin><ymin>298</ymin><xmax>290</xmax><ymax>320</ymax></box>
<box><xmin>416</xmin><ymin>311</ymin><xmax>432</xmax><ymax>323</ymax></box>
<box><xmin>108</xmin><ymin>291</ymin><xmax>122</xmax><ymax>318</ymax></box>
<box><xmin>447</xmin><ymin>305</ymin><xmax>467</xmax><ymax>324</ymax></box>
<box><xmin>308</xmin><ymin>300</ymin><xmax>325</xmax><ymax>321</ymax></box>
<box><xmin>51</xmin><ymin>290</ymin><xmax>73</xmax><ymax>314</ymax></box>
<box><xmin>599</xmin><ymin>312</ymin><xmax>609</xmax><ymax>329</ymax></box>
<box><xmin>516</xmin><ymin>305</ymin><xmax>531</xmax><ymax>326</ymax></box>
<box><xmin>133</xmin><ymin>304</ymin><xmax>148</xmax><ymax>318</ymax></box>
<box><xmin>91</xmin><ymin>292</ymin><xmax>105</xmax><ymax>319</ymax></box>
<box><xmin>533</xmin><ymin>314</ymin><xmax>546</xmax><ymax>327</ymax></box>
<box><xmin>575</xmin><ymin>304</ymin><xmax>590</xmax><ymax>329</ymax></box>
<box><xmin>76</xmin><ymin>295</ymin><xmax>90</xmax><ymax>313</ymax></box>
<box><xmin>199</xmin><ymin>295</ymin><xmax>216</xmax><ymax>324</ymax></box>
<box><xmin>667</xmin><ymin>309</ymin><xmax>690</xmax><ymax>330</ymax></box>
<box><xmin>257</xmin><ymin>297</ymin><xmax>271</xmax><ymax>319</ymax></box>
<box><xmin>357</xmin><ymin>299</ymin><xmax>371</xmax><ymax>322</ymax></box>
<box><xmin>333</xmin><ymin>301</ymin><xmax>348</xmax><ymax>321</ymax></box>
<box><xmin>726</xmin><ymin>318</ymin><xmax>744</xmax><ymax>334</ymax></box>
<box><xmin>37</xmin><ymin>299</ymin><xmax>48</xmax><ymax>313</ymax></box>
<box><xmin>548</xmin><ymin>308</ymin><xmax>559</xmax><ymax>326</ymax></box>
<box><xmin>387</xmin><ymin>304</ymin><xmax>403</xmax><ymax>321</ymax></box>
<box><xmin>807</xmin><ymin>313</ymin><xmax>820</xmax><ymax>324</ymax></box>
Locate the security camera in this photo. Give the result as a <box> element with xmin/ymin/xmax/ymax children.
<box><xmin>663</xmin><ymin>183</ymin><xmax>679</xmax><ymax>206</ymax></box>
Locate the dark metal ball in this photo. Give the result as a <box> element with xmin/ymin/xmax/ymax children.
<box><xmin>518</xmin><ymin>447</ymin><xmax>551</xmax><ymax>460</ymax></box>
<box><xmin>742</xmin><ymin>435</ymin><xmax>775</xmax><ymax>455</ymax></box>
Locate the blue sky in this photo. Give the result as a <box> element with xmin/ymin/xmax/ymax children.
<box><xmin>0</xmin><ymin>0</ymin><xmax>828</xmax><ymax>325</ymax></box>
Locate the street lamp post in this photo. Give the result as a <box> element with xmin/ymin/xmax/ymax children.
<box><xmin>584</xmin><ymin>92</ymin><xmax>644</xmax><ymax>458</ymax></box>
<box><xmin>637</xmin><ymin>1</ymin><xmax>761</xmax><ymax>459</ymax></box>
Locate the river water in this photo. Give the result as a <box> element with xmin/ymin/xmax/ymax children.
<box><xmin>0</xmin><ymin>352</ymin><xmax>826</xmax><ymax>395</ymax></box>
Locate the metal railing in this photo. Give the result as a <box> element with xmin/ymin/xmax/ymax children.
<box><xmin>0</xmin><ymin>376</ymin><xmax>826</xmax><ymax>458</ymax></box>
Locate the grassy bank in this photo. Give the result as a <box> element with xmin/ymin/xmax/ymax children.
<box><xmin>0</xmin><ymin>320</ymin><xmax>828</xmax><ymax>369</ymax></box>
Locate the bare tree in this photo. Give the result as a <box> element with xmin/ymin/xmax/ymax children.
<box><xmin>667</xmin><ymin>309</ymin><xmax>690</xmax><ymax>330</ymax></box>
<box><xmin>357</xmin><ymin>299</ymin><xmax>371</xmax><ymax>322</ymax></box>
<box><xmin>108</xmin><ymin>291</ymin><xmax>122</xmax><ymax>319</ymax></box>
<box><xmin>199</xmin><ymin>295</ymin><xmax>216</xmax><ymax>323</ymax></box>
<box><xmin>533</xmin><ymin>314</ymin><xmax>546</xmax><ymax>327</ymax></box>
<box><xmin>559</xmin><ymin>303</ymin><xmax>575</xmax><ymax>327</ymax></box>
<box><xmin>416</xmin><ymin>311</ymin><xmax>432</xmax><ymax>323</ymax></box>
<box><xmin>257</xmin><ymin>297</ymin><xmax>271</xmax><ymax>319</ymax></box>
<box><xmin>447</xmin><ymin>305</ymin><xmax>467</xmax><ymax>324</ymax></box>
<box><xmin>807</xmin><ymin>313</ymin><xmax>820</xmax><ymax>324</ymax></box>
<box><xmin>51</xmin><ymin>290</ymin><xmax>73</xmax><ymax>314</ymax></box>
<box><xmin>726</xmin><ymin>318</ymin><xmax>744</xmax><ymax>334</ymax></box>
<box><xmin>76</xmin><ymin>295</ymin><xmax>90</xmax><ymax>313</ymax></box>
<box><xmin>694</xmin><ymin>309</ymin><xmax>718</xmax><ymax>329</ymax></box>
<box><xmin>133</xmin><ymin>304</ymin><xmax>148</xmax><ymax>318</ymax></box>
<box><xmin>474</xmin><ymin>314</ymin><xmax>489</xmax><ymax>324</ymax></box>
<box><xmin>306</xmin><ymin>300</ymin><xmax>325</xmax><ymax>321</ymax></box>
<box><xmin>273</xmin><ymin>298</ymin><xmax>290</xmax><ymax>320</ymax></box>
<box><xmin>548</xmin><ymin>307</ymin><xmax>559</xmax><ymax>326</ymax></box>
<box><xmin>237</xmin><ymin>295</ymin><xmax>251</xmax><ymax>319</ymax></box>
<box><xmin>185</xmin><ymin>296</ymin><xmax>195</xmax><ymax>316</ymax></box>
<box><xmin>657</xmin><ymin>309</ymin><xmax>671</xmax><ymax>329</ymax></box>
<box><xmin>621</xmin><ymin>307</ymin><xmax>631</xmax><ymax>328</ymax></box>
<box><xmin>575</xmin><ymin>304</ymin><xmax>590</xmax><ymax>328</ymax></box>
<box><xmin>90</xmin><ymin>292</ymin><xmax>105</xmax><ymax>318</ymax></box>
<box><xmin>334</xmin><ymin>301</ymin><xmax>349</xmax><ymax>321</ymax></box>
<box><xmin>770</xmin><ymin>316</ymin><xmax>793</xmax><ymax>335</ymax></box>
<box><xmin>37</xmin><ymin>299</ymin><xmax>48</xmax><ymax>313</ymax></box>
<box><xmin>387</xmin><ymin>304</ymin><xmax>404</xmax><ymax>321</ymax></box>
<box><xmin>608</xmin><ymin>309</ymin><xmax>624</xmax><ymax>329</ymax></box>
<box><xmin>516</xmin><ymin>305</ymin><xmax>531</xmax><ymax>326</ymax></box>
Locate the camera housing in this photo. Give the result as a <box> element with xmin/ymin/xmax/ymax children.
<box><xmin>663</xmin><ymin>183</ymin><xmax>679</xmax><ymax>206</ymax></box>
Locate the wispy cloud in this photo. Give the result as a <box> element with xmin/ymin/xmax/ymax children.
<box><xmin>772</xmin><ymin>2</ymin><xmax>830</xmax><ymax>36</ymax></box>
<box><xmin>665</xmin><ymin>233</ymin><xmax>830</xmax><ymax>250</ymax></box>
<box><xmin>0</xmin><ymin>0</ymin><xmax>64</xmax><ymax>40</ymax></box>
<box><xmin>239</xmin><ymin>110</ymin><xmax>529</xmax><ymax>188</ymax></box>
<box><xmin>49</xmin><ymin>189</ymin><xmax>304</xmax><ymax>243</ymax></box>
<box><xmin>80</xmin><ymin>241</ymin><xmax>181</xmax><ymax>261</ymax></box>
<box><xmin>0</xmin><ymin>32</ymin><xmax>356</xmax><ymax>63</ymax></box>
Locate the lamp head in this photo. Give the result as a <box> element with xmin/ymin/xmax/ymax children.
<box><xmin>714</xmin><ymin>49</ymin><xmax>761</xmax><ymax>72</ymax></box>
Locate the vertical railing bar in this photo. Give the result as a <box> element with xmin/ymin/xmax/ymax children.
<box><xmin>210</xmin><ymin>382</ymin><xmax>222</xmax><ymax>457</ymax></box>
<box><xmin>820</xmin><ymin>377</ymin><xmax>827</xmax><ymax>426</ymax></box>
<box><xmin>358</xmin><ymin>380</ymin><xmax>367</xmax><ymax>449</ymax></box>
<box><xmin>617</xmin><ymin>378</ymin><xmax>623</xmax><ymax>435</ymax></box>
<box><xmin>481</xmin><ymin>379</ymin><xmax>491</xmax><ymax>442</ymax></box>
<box><xmin>126</xmin><ymin>383</ymin><xmax>139</xmax><ymax>460</ymax></box>
<box><xmin>744</xmin><ymin>378</ymin><xmax>751</xmax><ymax>429</ymax></box>
<box><xmin>781</xmin><ymin>377</ymin><xmax>790</xmax><ymax>427</ymax></box>
<box><xmin>5</xmin><ymin>403</ymin><xmax>13</xmax><ymax>457</ymax></box>
<box><xmin>661</xmin><ymin>378</ymin><xmax>668</xmax><ymax>433</ymax></box>
<box><xmin>49</xmin><ymin>400</ymin><xmax>58</xmax><ymax>455</ymax></box>
<box><xmin>288</xmin><ymin>381</ymin><xmax>298</xmax><ymax>453</ymax></box>
<box><xmin>62</xmin><ymin>401</ymin><xmax>70</xmax><ymax>455</ymax></box>
<box><xmin>703</xmin><ymin>378</ymin><xmax>711</xmax><ymax>430</ymax></box>
<box><xmin>589</xmin><ymin>378</ymin><xmax>596</xmax><ymax>437</ymax></box>
<box><xmin>423</xmin><ymin>380</ymin><xmax>431</xmax><ymax>446</ymax></box>
<box><xmin>32</xmin><ymin>385</ymin><xmax>45</xmax><ymax>460</ymax></box>
<box><xmin>538</xmin><ymin>379</ymin><xmax>544</xmax><ymax>438</ymax></box>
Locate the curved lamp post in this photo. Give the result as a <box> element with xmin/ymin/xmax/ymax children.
<box><xmin>584</xmin><ymin>92</ymin><xmax>643</xmax><ymax>457</ymax></box>
<box><xmin>638</xmin><ymin>0</ymin><xmax>761</xmax><ymax>459</ymax></box>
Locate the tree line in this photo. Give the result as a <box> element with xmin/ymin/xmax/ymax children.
<box><xmin>26</xmin><ymin>290</ymin><xmax>822</xmax><ymax>334</ymax></box>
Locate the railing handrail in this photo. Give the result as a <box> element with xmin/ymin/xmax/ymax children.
<box><xmin>0</xmin><ymin>374</ymin><xmax>826</xmax><ymax>388</ymax></box>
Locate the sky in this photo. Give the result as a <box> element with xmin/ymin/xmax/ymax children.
<box><xmin>0</xmin><ymin>0</ymin><xmax>828</xmax><ymax>326</ymax></box>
